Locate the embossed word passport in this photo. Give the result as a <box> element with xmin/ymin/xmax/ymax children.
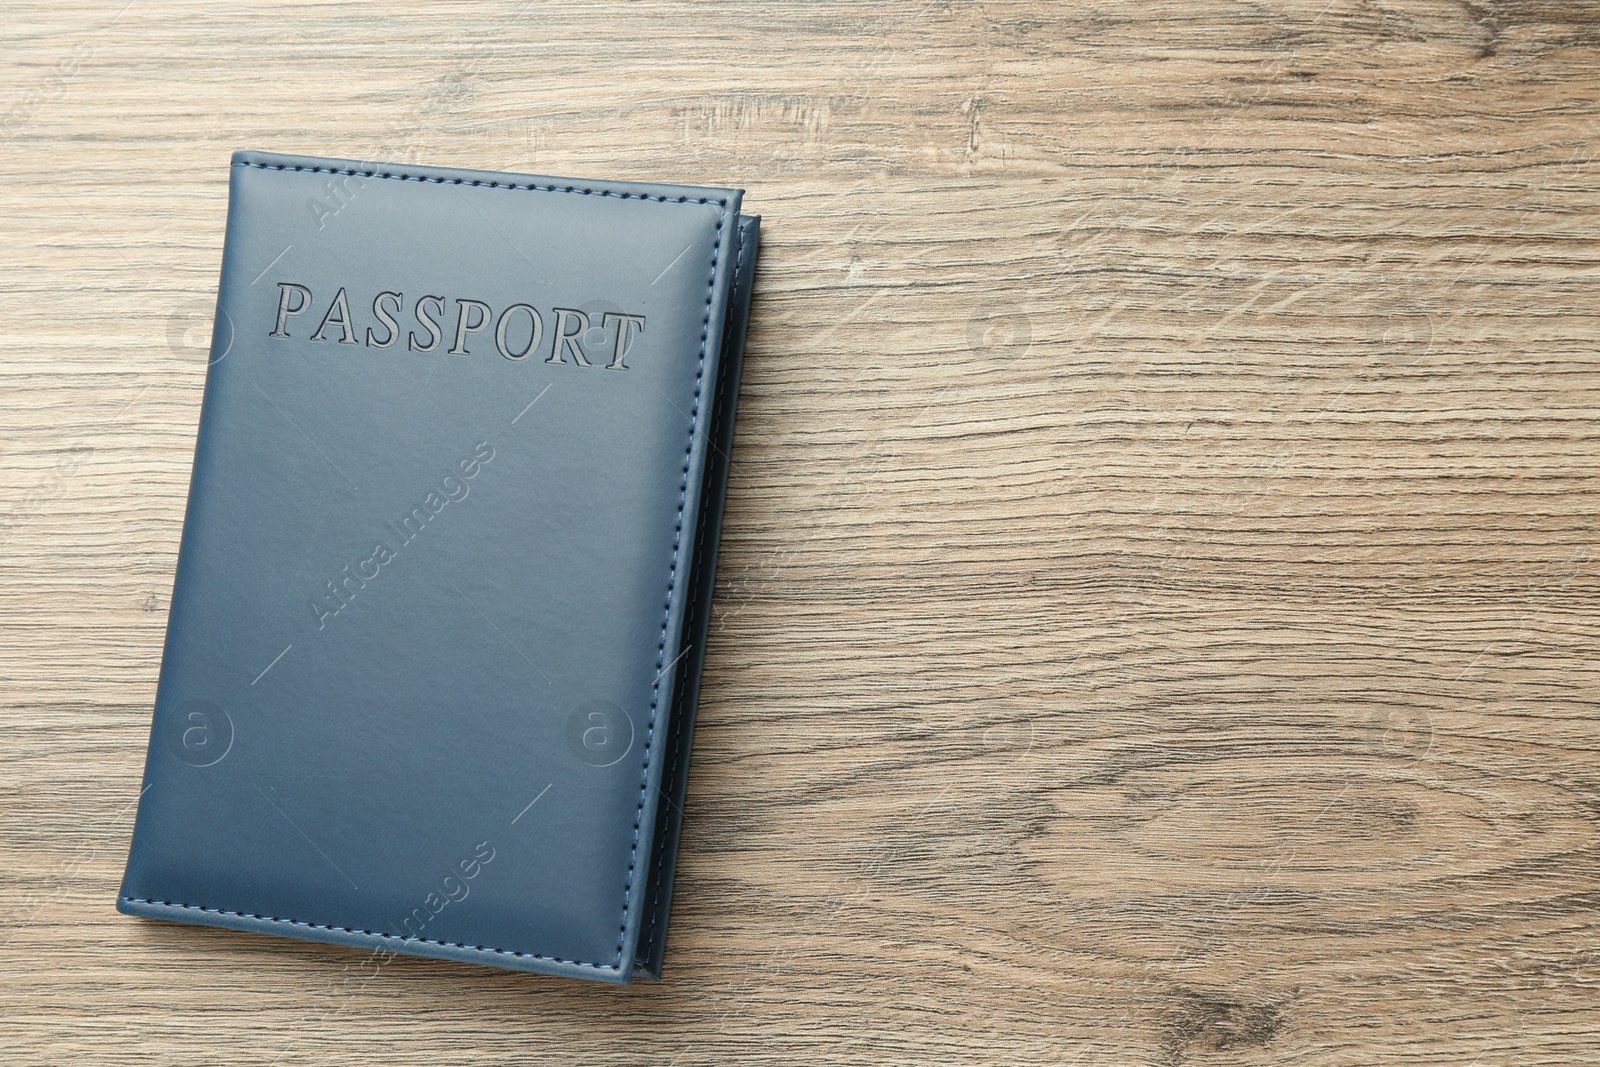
<box><xmin>117</xmin><ymin>150</ymin><xmax>759</xmax><ymax>983</ymax></box>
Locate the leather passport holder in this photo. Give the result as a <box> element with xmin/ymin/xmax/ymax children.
<box><xmin>117</xmin><ymin>150</ymin><xmax>759</xmax><ymax>983</ymax></box>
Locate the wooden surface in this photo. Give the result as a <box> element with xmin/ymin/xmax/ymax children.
<box><xmin>3</xmin><ymin>1</ymin><xmax>1599</xmax><ymax>1063</ymax></box>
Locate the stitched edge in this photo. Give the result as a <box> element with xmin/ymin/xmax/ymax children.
<box><xmin>132</xmin><ymin>159</ymin><xmax>730</xmax><ymax>975</ymax></box>
<box><xmin>616</xmin><ymin>191</ymin><xmax>724</xmax><ymax>966</ymax></box>
<box><xmin>232</xmin><ymin>160</ymin><xmax>727</xmax><ymax>206</ymax></box>
<box><xmin>640</xmin><ymin>222</ymin><xmax>745</xmax><ymax>961</ymax></box>
<box><xmin>118</xmin><ymin>896</ymin><xmax>618</xmax><ymax>969</ymax></box>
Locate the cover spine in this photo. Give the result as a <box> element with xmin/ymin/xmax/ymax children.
<box><xmin>634</xmin><ymin>214</ymin><xmax>761</xmax><ymax>979</ymax></box>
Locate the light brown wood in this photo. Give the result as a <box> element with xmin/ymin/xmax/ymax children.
<box><xmin>3</xmin><ymin>1</ymin><xmax>1599</xmax><ymax>1063</ymax></box>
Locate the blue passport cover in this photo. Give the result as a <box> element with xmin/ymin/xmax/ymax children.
<box><xmin>117</xmin><ymin>150</ymin><xmax>759</xmax><ymax>983</ymax></box>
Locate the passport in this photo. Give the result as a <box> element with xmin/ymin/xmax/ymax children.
<box><xmin>117</xmin><ymin>150</ymin><xmax>759</xmax><ymax>983</ymax></box>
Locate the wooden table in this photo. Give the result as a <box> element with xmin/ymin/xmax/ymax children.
<box><xmin>3</xmin><ymin>2</ymin><xmax>1598</xmax><ymax>1063</ymax></box>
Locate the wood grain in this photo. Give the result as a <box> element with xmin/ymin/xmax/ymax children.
<box><xmin>3</xmin><ymin>1</ymin><xmax>1599</xmax><ymax>1063</ymax></box>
